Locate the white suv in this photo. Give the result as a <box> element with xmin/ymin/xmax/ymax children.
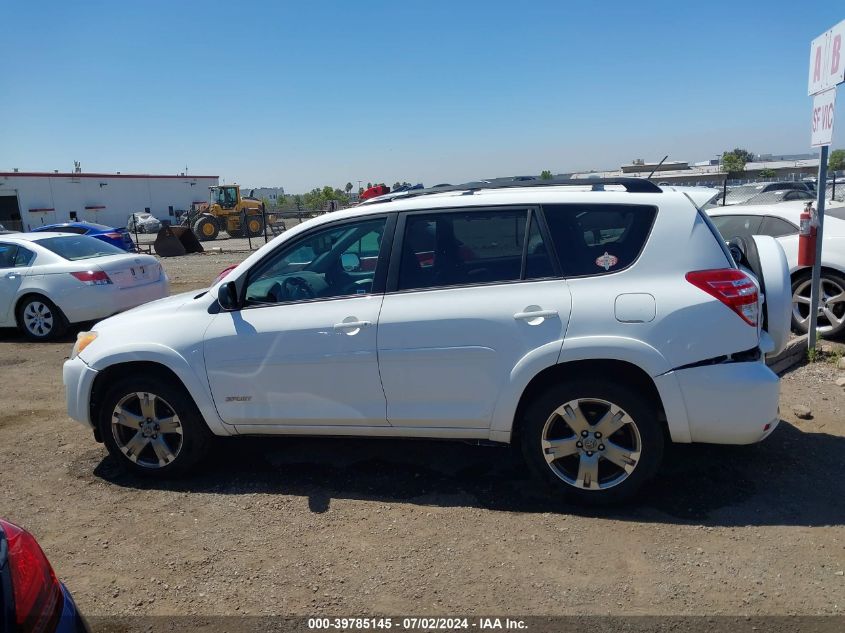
<box><xmin>63</xmin><ymin>179</ymin><xmax>792</xmax><ymax>504</ymax></box>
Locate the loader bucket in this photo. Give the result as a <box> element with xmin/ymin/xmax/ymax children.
<box><xmin>154</xmin><ymin>226</ymin><xmax>204</xmax><ymax>257</ymax></box>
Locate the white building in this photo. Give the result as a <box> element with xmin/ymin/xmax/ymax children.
<box><xmin>0</xmin><ymin>171</ymin><xmax>219</xmax><ymax>230</ymax></box>
<box><xmin>241</xmin><ymin>186</ymin><xmax>286</xmax><ymax>205</ymax></box>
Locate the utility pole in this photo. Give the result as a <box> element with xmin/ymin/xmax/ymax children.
<box><xmin>808</xmin><ymin>145</ymin><xmax>829</xmax><ymax>351</ymax></box>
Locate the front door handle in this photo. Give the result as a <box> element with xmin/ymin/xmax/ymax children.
<box><xmin>514</xmin><ymin>309</ymin><xmax>558</xmax><ymax>321</ymax></box>
<box><xmin>333</xmin><ymin>319</ymin><xmax>372</xmax><ymax>333</ymax></box>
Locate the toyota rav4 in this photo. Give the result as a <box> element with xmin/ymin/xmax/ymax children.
<box><xmin>63</xmin><ymin>178</ymin><xmax>792</xmax><ymax>504</ymax></box>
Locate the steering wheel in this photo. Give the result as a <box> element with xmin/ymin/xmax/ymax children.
<box><xmin>282</xmin><ymin>276</ymin><xmax>315</xmax><ymax>300</ymax></box>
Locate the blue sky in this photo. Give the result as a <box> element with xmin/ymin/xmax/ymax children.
<box><xmin>2</xmin><ymin>1</ymin><xmax>843</xmax><ymax>192</ymax></box>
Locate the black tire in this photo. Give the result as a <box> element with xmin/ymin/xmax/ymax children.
<box><xmin>520</xmin><ymin>380</ymin><xmax>664</xmax><ymax>505</ymax></box>
<box><xmin>98</xmin><ymin>374</ymin><xmax>213</xmax><ymax>478</ymax></box>
<box><xmin>227</xmin><ymin>225</ymin><xmax>244</xmax><ymax>238</ymax></box>
<box><xmin>16</xmin><ymin>295</ymin><xmax>68</xmax><ymax>341</ymax></box>
<box><xmin>192</xmin><ymin>216</ymin><xmax>219</xmax><ymax>241</ymax></box>
<box><xmin>245</xmin><ymin>214</ymin><xmax>265</xmax><ymax>237</ymax></box>
<box><xmin>790</xmin><ymin>269</ymin><xmax>845</xmax><ymax>338</ymax></box>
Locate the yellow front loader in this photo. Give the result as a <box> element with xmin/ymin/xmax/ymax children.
<box><xmin>189</xmin><ymin>185</ymin><xmax>268</xmax><ymax>241</ymax></box>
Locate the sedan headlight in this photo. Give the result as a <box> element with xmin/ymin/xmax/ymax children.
<box><xmin>71</xmin><ymin>331</ymin><xmax>98</xmax><ymax>359</ymax></box>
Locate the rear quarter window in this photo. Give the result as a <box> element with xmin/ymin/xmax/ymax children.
<box><xmin>541</xmin><ymin>204</ymin><xmax>657</xmax><ymax>276</ymax></box>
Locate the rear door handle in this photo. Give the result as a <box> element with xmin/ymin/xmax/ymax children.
<box><xmin>514</xmin><ymin>309</ymin><xmax>558</xmax><ymax>320</ymax></box>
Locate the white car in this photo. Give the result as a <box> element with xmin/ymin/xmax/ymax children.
<box><xmin>708</xmin><ymin>200</ymin><xmax>845</xmax><ymax>337</ymax></box>
<box><xmin>127</xmin><ymin>212</ymin><xmax>162</xmax><ymax>234</ymax></box>
<box><xmin>1</xmin><ymin>233</ymin><xmax>168</xmax><ymax>341</ymax></box>
<box><xmin>63</xmin><ymin>179</ymin><xmax>790</xmax><ymax>504</ymax></box>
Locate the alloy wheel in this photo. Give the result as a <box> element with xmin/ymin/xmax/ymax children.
<box><xmin>541</xmin><ymin>398</ymin><xmax>642</xmax><ymax>490</ymax></box>
<box><xmin>111</xmin><ymin>392</ymin><xmax>184</xmax><ymax>469</ymax></box>
<box><xmin>792</xmin><ymin>277</ymin><xmax>845</xmax><ymax>333</ymax></box>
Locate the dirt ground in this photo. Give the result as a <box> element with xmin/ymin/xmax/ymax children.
<box><xmin>0</xmin><ymin>252</ymin><xmax>843</xmax><ymax>619</ymax></box>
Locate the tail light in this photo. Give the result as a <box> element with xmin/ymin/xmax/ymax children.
<box><xmin>0</xmin><ymin>519</ymin><xmax>63</xmax><ymax>633</ymax></box>
<box><xmin>70</xmin><ymin>270</ymin><xmax>112</xmax><ymax>286</ymax></box>
<box><xmin>102</xmin><ymin>232</ymin><xmax>123</xmax><ymax>239</ymax></box>
<box><xmin>686</xmin><ymin>269</ymin><xmax>759</xmax><ymax>326</ymax></box>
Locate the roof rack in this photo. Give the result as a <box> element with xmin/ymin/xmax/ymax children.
<box><xmin>360</xmin><ymin>177</ymin><xmax>662</xmax><ymax>205</ymax></box>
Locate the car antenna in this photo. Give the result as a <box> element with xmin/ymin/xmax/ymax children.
<box><xmin>647</xmin><ymin>155</ymin><xmax>669</xmax><ymax>181</ymax></box>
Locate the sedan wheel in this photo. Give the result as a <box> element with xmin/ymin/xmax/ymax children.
<box><xmin>111</xmin><ymin>392</ymin><xmax>184</xmax><ymax>469</ymax></box>
<box><xmin>791</xmin><ymin>273</ymin><xmax>845</xmax><ymax>337</ymax></box>
<box><xmin>16</xmin><ymin>296</ymin><xmax>67</xmax><ymax>341</ymax></box>
<box><xmin>23</xmin><ymin>301</ymin><xmax>54</xmax><ymax>337</ymax></box>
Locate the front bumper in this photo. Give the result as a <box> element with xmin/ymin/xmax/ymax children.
<box><xmin>63</xmin><ymin>356</ymin><xmax>99</xmax><ymax>429</ymax></box>
<box><xmin>673</xmin><ymin>359</ymin><xmax>780</xmax><ymax>444</ymax></box>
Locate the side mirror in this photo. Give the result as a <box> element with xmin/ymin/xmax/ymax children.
<box><xmin>217</xmin><ymin>281</ymin><xmax>239</xmax><ymax>311</ymax></box>
<box><xmin>340</xmin><ymin>252</ymin><xmax>360</xmax><ymax>272</ymax></box>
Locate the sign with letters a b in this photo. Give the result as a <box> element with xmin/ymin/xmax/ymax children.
<box><xmin>808</xmin><ymin>20</ymin><xmax>845</xmax><ymax>96</ymax></box>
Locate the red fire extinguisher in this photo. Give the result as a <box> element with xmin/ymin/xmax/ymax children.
<box><xmin>798</xmin><ymin>202</ymin><xmax>817</xmax><ymax>267</ymax></box>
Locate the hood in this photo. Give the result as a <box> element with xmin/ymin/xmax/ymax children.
<box><xmin>94</xmin><ymin>290</ymin><xmax>204</xmax><ymax>330</ymax></box>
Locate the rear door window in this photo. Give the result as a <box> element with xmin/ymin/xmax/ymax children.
<box><xmin>541</xmin><ymin>204</ymin><xmax>657</xmax><ymax>276</ymax></box>
<box><xmin>396</xmin><ymin>208</ymin><xmax>554</xmax><ymax>291</ymax></box>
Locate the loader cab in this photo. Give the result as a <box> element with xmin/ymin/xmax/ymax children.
<box><xmin>211</xmin><ymin>186</ymin><xmax>240</xmax><ymax>209</ymax></box>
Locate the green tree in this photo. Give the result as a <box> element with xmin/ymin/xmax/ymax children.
<box><xmin>366</xmin><ymin>182</ymin><xmax>372</xmax><ymax>189</ymax></box>
<box><xmin>392</xmin><ymin>181</ymin><xmax>401</xmax><ymax>190</ymax></box>
<box><xmin>721</xmin><ymin>151</ymin><xmax>747</xmax><ymax>177</ymax></box>
<box><xmin>758</xmin><ymin>168</ymin><xmax>776</xmax><ymax>179</ymax></box>
<box><xmin>829</xmin><ymin>149</ymin><xmax>845</xmax><ymax>172</ymax></box>
<box><xmin>728</xmin><ymin>148</ymin><xmax>755</xmax><ymax>163</ymax></box>
<box><xmin>345</xmin><ymin>182</ymin><xmax>353</xmax><ymax>194</ymax></box>
<box><xmin>540</xmin><ymin>170</ymin><xmax>553</xmax><ymax>180</ymax></box>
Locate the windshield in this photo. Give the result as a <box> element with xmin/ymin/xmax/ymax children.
<box><xmin>37</xmin><ymin>235</ymin><xmax>126</xmax><ymax>260</ymax></box>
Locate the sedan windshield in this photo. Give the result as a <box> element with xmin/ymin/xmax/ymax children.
<box><xmin>36</xmin><ymin>235</ymin><xmax>126</xmax><ymax>260</ymax></box>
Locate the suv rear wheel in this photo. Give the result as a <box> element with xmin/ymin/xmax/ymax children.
<box><xmin>521</xmin><ymin>380</ymin><xmax>663</xmax><ymax>504</ymax></box>
<box><xmin>98</xmin><ymin>375</ymin><xmax>212</xmax><ymax>477</ymax></box>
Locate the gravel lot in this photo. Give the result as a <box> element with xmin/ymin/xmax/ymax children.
<box><xmin>0</xmin><ymin>251</ymin><xmax>843</xmax><ymax>619</ymax></box>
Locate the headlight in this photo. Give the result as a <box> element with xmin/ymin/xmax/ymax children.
<box><xmin>71</xmin><ymin>331</ymin><xmax>98</xmax><ymax>359</ymax></box>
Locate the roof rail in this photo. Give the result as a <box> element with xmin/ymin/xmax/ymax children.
<box><xmin>360</xmin><ymin>177</ymin><xmax>663</xmax><ymax>205</ymax></box>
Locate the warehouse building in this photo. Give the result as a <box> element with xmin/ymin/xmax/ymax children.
<box><xmin>0</xmin><ymin>170</ymin><xmax>218</xmax><ymax>231</ymax></box>
<box><xmin>572</xmin><ymin>158</ymin><xmax>820</xmax><ymax>186</ymax></box>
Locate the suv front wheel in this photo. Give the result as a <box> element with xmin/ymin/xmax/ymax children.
<box><xmin>521</xmin><ymin>380</ymin><xmax>663</xmax><ymax>504</ymax></box>
<box><xmin>98</xmin><ymin>375</ymin><xmax>212</xmax><ymax>477</ymax></box>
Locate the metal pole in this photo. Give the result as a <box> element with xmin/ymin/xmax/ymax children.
<box><xmin>243</xmin><ymin>210</ymin><xmax>252</xmax><ymax>251</ymax></box>
<box><xmin>263</xmin><ymin>206</ymin><xmax>268</xmax><ymax>245</ymax></box>
<box><xmin>808</xmin><ymin>144</ymin><xmax>829</xmax><ymax>351</ymax></box>
<box><xmin>722</xmin><ymin>178</ymin><xmax>728</xmax><ymax>206</ymax></box>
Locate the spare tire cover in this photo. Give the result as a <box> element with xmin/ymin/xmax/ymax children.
<box><xmin>751</xmin><ymin>235</ymin><xmax>791</xmax><ymax>356</ymax></box>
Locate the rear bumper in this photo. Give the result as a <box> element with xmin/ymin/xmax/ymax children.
<box><xmin>60</xmin><ymin>276</ymin><xmax>169</xmax><ymax>324</ymax></box>
<box><xmin>672</xmin><ymin>359</ymin><xmax>780</xmax><ymax>444</ymax></box>
<box><xmin>63</xmin><ymin>356</ymin><xmax>98</xmax><ymax>429</ymax></box>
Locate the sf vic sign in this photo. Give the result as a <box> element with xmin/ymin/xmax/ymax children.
<box><xmin>808</xmin><ymin>19</ymin><xmax>845</xmax><ymax>96</ymax></box>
